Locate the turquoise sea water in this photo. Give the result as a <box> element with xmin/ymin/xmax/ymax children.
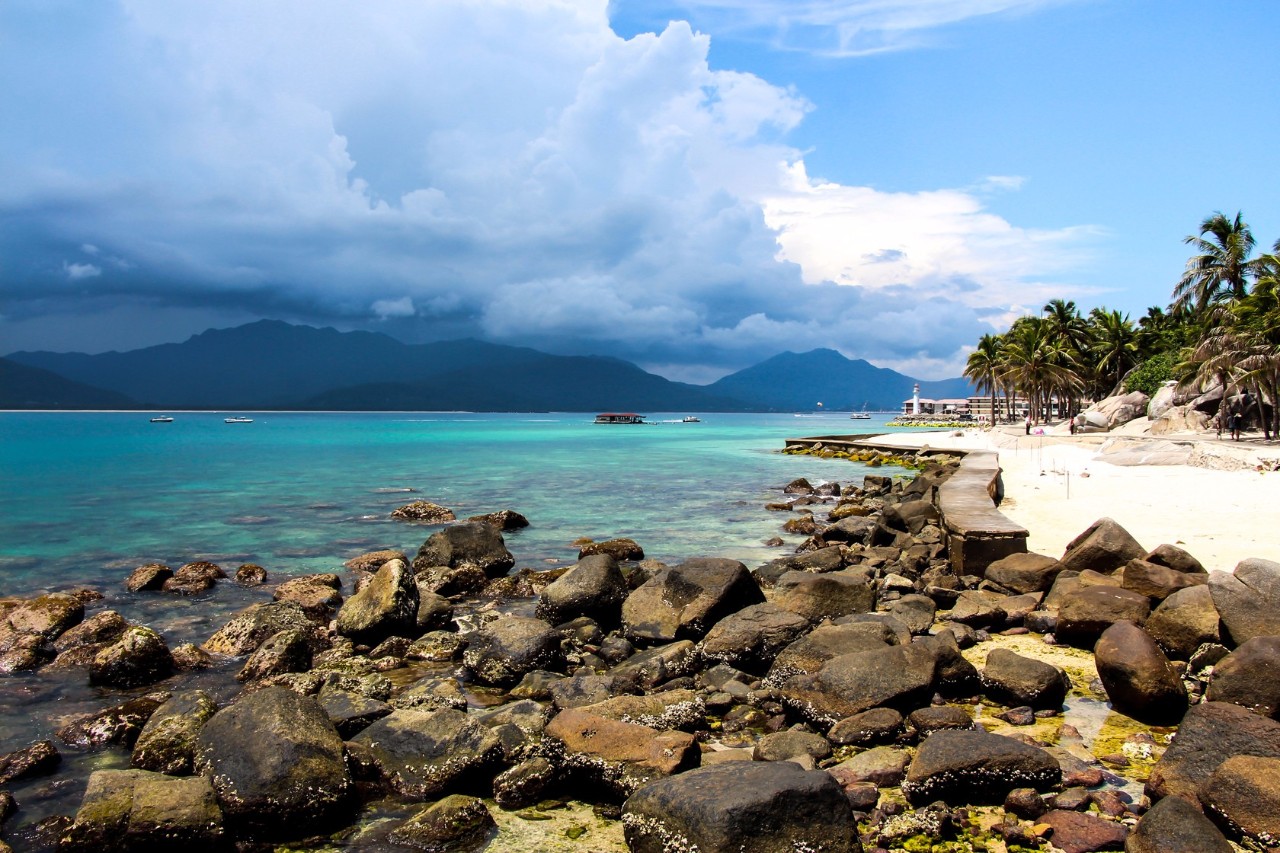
<box><xmin>0</xmin><ymin>410</ymin><xmax>906</xmax><ymax>837</ymax></box>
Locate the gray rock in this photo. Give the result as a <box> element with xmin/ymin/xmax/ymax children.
<box><xmin>1210</xmin><ymin>558</ymin><xmax>1280</xmax><ymax>645</ymax></box>
<box><xmin>237</xmin><ymin>628</ymin><xmax>312</xmax><ymax>682</ymax></box>
<box><xmin>985</xmin><ymin>552</ymin><xmax>1063</xmax><ymax>594</ymax></box>
<box><xmin>611</xmin><ymin>641</ymin><xmax>699</xmax><ymax>691</ymax></box>
<box><xmin>414</xmin><ymin>521</ymin><xmax>515</xmax><ymax>577</ymax></box>
<box><xmin>622</xmin><ymin>557</ymin><xmax>764</xmax><ymax>644</ymax></box>
<box><xmin>89</xmin><ymin>626</ymin><xmax>173</xmax><ymax>688</ymax></box>
<box><xmin>827</xmin><ymin>707</ymin><xmax>904</xmax><ymax>746</ymax></box>
<box><xmin>697</xmin><ymin>602</ymin><xmax>809</xmax><ymax>673</ymax></box>
<box><xmin>902</xmin><ymin>729</ymin><xmax>1061</xmax><ymax>805</ymax></box>
<box><xmin>535</xmin><ymin>554</ymin><xmax>628</xmax><ymax>627</ymax></box>
<box><xmin>768</xmin><ymin>622</ymin><xmax>896</xmax><ymax>683</ymax></box>
<box><xmin>1056</xmin><ymin>585</ymin><xmax>1151</xmax><ymax>647</ymax></box>
<box><xmin>60</xmin><ymin>769</ymin><xmax>223</xmax><ymax>851</ymax></box>
<box><xmin>888</xmin><ymin>594</ymin><xmax>937</xmax><ymax>635</ymax></box>
<box><xmin>388</xmin><ymin>794</ymin><xmax>495</xmax><ymax>852</ymax></box>
<box><xmin>336</xmin><ymin>558</ymin><xmax>419</xmax><ymax>644</ymax></box>
<box><xmin>752</xmin><ymin>729</ymin><xmax>832</xmax><ymax>764</ymax></box>
<box><xmin>1059</xmin><ymin>518</ymin><xmax>1146</xmax><ymax>574</ymax></box>
<box><xmin>203</xmin><ymin>600</ymin><xmax>316</xmax><ymax>656</ymax></box>
<box><xmin>1095</xmin><ymin>621</ymin><xmax>1187</xmax><ymax>725</ymax></box>
<box><xmin>1145</xmin><ymin>584</ymin><xmax>1221</xmax><ymax>660</ymax></box>
<box><xmin>462</xmin><ymin>615</ymin><xmax>561</xmax><ymax>687</ymax></box>
<box><xmin>351</xmin><ymin>707</ymin><xmax>502</xmax><ymax>800</ymax></box>
<box><xmin>194</xmin><ymin>686</ymin><xmax>351</xmax><ymax>831</ymax></box>
<box><xmin>781</xmin><ymin>642</ymin><xmax>937</xmax><ymax>725</ymax></box>
<box><xmin>131</xmin><ymin>690</ymin><xmax>217</xmax><ymax>775</ymax></box>
<box><xmin>772</xmin><ymin>570</ymin><xmax>875</xmax><ymax>622</ymax></box>
<box><xmin>622</xmin><ymin>760</ymin><xmax>860</xmax><ymax>853</ymax></box>
<box><xmin>980</xmin><ymin>648</ymin><xmax>1069</xmax><ymax>711</ymax></box>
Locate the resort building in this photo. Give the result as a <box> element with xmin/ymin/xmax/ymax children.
<box><xmin>899</xmin><ymin>397</ymin><xmax>971</xmax><ymax>417</ymax></box>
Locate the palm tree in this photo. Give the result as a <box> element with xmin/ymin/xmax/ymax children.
<box><xmin>964</xmin><ymin>333</ymin><xmax>1002</xmax><ymax>424</ymax></box>
<box><xmin>1089</xmin><ymin>308</ymin><xmax>1140</xmax><ymax>395</ymax></box>
<box><xmin>1042</xmin><ymin>298</ymin><xmax>1089</xmax><ymax>416</ymax></box>
<box><xmin>1001</xmin><ymin>317</ymin><xmax>1078</xmax><ymax>422</ymax></box>
<box><xmin>1172</xmin><ymin>211</ymin><xmax>1258</xmax><ymax>316</ymax></box>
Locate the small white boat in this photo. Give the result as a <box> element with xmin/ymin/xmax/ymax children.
<box><xmin>681</xmin><ymin>416</ymin><xmax>701</xmax><ymax>423</ymax></box>
<box><xmin>224</xmin><ymin>416</ymin><xmax>254</xmax><ymax>424</ymax></box>
<box><xmin>849</xmin><ymin>412</ymin><xmax>871</xmax><ymax>420</ymax></box>
<box><xmin>149</xmin><ymin>416</ymin><xmax>174</xmax><ymax>423</ymax></box>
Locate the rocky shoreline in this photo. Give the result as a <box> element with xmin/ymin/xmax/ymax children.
<box><xmin>1</xmin><ymin>453</ymin><xmax>1278</xmax><ymax>852</ymax></box>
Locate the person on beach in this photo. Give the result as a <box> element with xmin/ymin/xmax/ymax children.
<box><xmin>1024</xmin><ymin>414</ymin><xmax>1031</xmax><ymax>435</ymax></box>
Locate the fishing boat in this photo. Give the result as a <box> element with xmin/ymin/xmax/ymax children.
<box><xmin>681</xmin><ymin>416</ymin><xmax>701</xmax><ymax>423</ymax></box>
<box><xmin>594</xmin><ymin>412</ymin><xmax>646</xmax><ymax>424</ymax></box>
<box><xmin>850</xmin><ymin>404</ymin><xmax>871</xmax><ymax>420</ymax></box>
<box><xmin>149</xmin><ymin>415</ymin><xmax>174</xmax><ymax>423</ymax></box>
<box><xmin>224</xmin><ymin>416</ymin><xmax>254</xmax><ymax>424</ymax></box>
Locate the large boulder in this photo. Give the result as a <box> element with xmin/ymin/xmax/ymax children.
<box><xmin>1086</xmin><ymin>391</ymin><xmax>1150</xmax><ymax>431</ymax></box>
<box><xmin>1119</xmin><ymin>559</ymin><xmax>1206</xmax><ymax>602</ymax></box>
<box><xmin>611</xmin><ymin>641</ymin><xmax>699</xmax><ymax>692</ymax></box>
<box><xmin>1144</xmin><ymin>544</ymin><xmax>1207</xmax><ymax>575</ymax></box>
<box><xmin>413</xmin><ymin>521</ymin><xmax>515</xmax><ymax>577</ymax></box>
<box><xmin>1144</xmin><ymin>584</ymin><xmax>1221</xmax><ymax>659</ymax></box>
<box><xmin>767</xmin><ymin>623</ymin><xmax>897</xmax><ymax>682</ymax></box>
<box><xmin>545</xmin><ymin>709</ymin><xmax>699</xmax><ymax>798</ymax></box>
<box><xmin>1055</xmin><ymin>585</ymin><xmax>1151</xmax><ymax>647</ymax></box>
<box><xmin>622</xmin><ymin>557</ymin><xmax>764</xmax><ymax>644</ymax></box>
<box><xmin>985</xmin><ymin>552</ymin><xmax>1063</xmax><ymax>594</ymax></box>
<box><xmin>578</xmin><ymin>538</ymin><xmax>644</xmax><ymax>561</ymax></box>
<box><xmin>1094</xmin><ymin>621</ymin><xmax>1187</xmax><ymax>725</ymax></box>
<box><xmin>462</xmin><ymin>616</ymin><xmax>561</xmax><ymax>687</ymax></box>
<box><xmin>1126</xmin><ymin>793</ymin><xmax>1233</xmax><ymax>853</ymax></box>
<box><xmin>621</xmin><ymin>759</ymin><xmax>860</xmax><ymax>853</ymax></box>
<box><xmin>131</xmin><ymin>690</ymin><xmax>218</xmax><ymax>775</ymax></box>
<box><xmin>5</xmin><ymin>592</ymin><xmax>84</xmax><ymax>640</ymax></box>
<box><xmin>1206</xmin><ymin>636</ymin><xmax>1280</xmax><ymax>718</ymax></box>
<box><xmin>89</xmin><ymin>625</ymin><xmax>173</xmax><ymax>688</ymax></box>
<box><xmin>980</xmin><ymin>648</ymin><xmax>1069</xmax><ymax>711</ymax></box>
<box><xmin>1147</xmin><ymin>701</ymin><xmax>1280</xmax><ymax>800</ymax></box>
<box><xmin>59</xmin><ymin>769</ymin><xmax>223</xmax><ymax>851</ymax></box>
<box><xmin>535</xmin><ymin>554</ymin><xmax>628</xmax><ymax>627</ymax></box>
<box><xmin>1059</xmin><ymin>518</ymin><xmax>1146</xmax><ymax>574</ymax></box>
<box><xmin>351</xmin><ymin>707</ymin><xmax>502</xmax><ymax>800</ymax></box>
<box><xmin>901</xmin><ymin>729</ymin><xmax>1061</xmax><ymax>806</ymax></box>
<box><xmin>236</xmin><ymin>628</ymin><xmax>313</xmax><ymax>682</ymax></box>
<box><xmin>203</xmin><ymin>601</ymin><xmax>317</xmax><ymax>657</ymax></box>
<box><xmin>335</xmin><ymin>558</ymin><xmax>419</xmax><ymax>644</ymax></box>
<box><xmin>1209</xmin><ymin>558</ymin><xmax>1280</xmax><ymax>645</ymax></box>
<box><xmin>194</xmin><ymin>687</ymin><xmax>352</xmax><ymax>832</ymax></box>
<box><xmin>771</xmin><ymin>570</ymin><xmax>875</xmax><ymax>622</ymax></box>
<box><xmin>696</xmin><ymin>603</ymin><xmax>809</xmax><ymax>674</ymax></box>
<box><xmin>1198</xmin><ymin>754</ymin><xmax>1280</xmax><ymax>848</ymax></box>
<box><xmin>780</xmin><ymin>642</ymin><xmax>937</xmax><ymax>725</ymax></box>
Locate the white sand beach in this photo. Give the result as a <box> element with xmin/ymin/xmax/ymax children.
<box><xmin>867</xmin><ymin>428</ymin><xmax>1280</xmax><ymax>573</ymax></box>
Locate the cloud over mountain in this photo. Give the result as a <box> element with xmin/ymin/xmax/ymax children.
<box><xmin>0</xmin><ymin>0</ymin><xmax>1090</xmax><ymax>379</ymax></box>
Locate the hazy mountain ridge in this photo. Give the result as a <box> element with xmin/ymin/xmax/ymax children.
<box><xmin>6</xmin><ymin>321</ymin><xmax>971</xmax><ymax>411</ymax></box>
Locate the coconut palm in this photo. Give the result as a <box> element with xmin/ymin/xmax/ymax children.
<box><xmin>964</xmin><ymin>333</ymin><xmax>1003</xmax><ymax>424</ymax></box>
<box><xmin>1089</xmin><ymin>308</ymin><xmax>1140</xmax><ymax>395</ymax></box>
<box><xmin>1000</xmin><ymin>316</ymin><xmax>1079</xmax><ymax>422</ymax></box>
<box><xmin>1172</xmin><ymin>211</ymin><xmax>1258</xmax><ymax>316</ymax></box>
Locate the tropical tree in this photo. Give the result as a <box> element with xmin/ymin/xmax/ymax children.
<box><xmin>1088</xmin><ymin>308</ymin><xmax>1140</xmax><ymax>395</ymax></box>
<box><xmin>963</xmin><ymin>333</ymin><xmax>1003</xmax><ymax>424</ymax></box>
<box><xmin>1000</xmin><ymin>316</ymin><xmax>1079</xmax><ymax>422</ymax></box>
<box><xmin>1172</xmin><ymin>211</ymin><xmax>1258</xmax><ymax>316</ymax></box>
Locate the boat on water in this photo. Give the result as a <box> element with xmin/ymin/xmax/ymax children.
<box><xmin>149</xmin><ymin>416</ymin><xmax>174</xmax><ymax>423</ymax></box>
<box><xmin>681</xmin><ymin>416</ymin><xmax>701</xmax><ymax>423</ymax></box>
<box><xmin>850</xmin><ymin>411</ymin><xmax>871</xmax><ymax>420</ymax></box>
<box><xmin>594</xmin><ymin>412</ymin><xmax>646</xmax><ymax>424</ymax></box>
<box><xmin>224</xmin><ymin>416</ymin><xmax>254</xmax><ymax>424</ymax></box>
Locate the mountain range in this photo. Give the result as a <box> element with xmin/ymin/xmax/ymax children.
<box><xmin>3</xmin><ymin>320</ymin><xmax>971</xmax><ymax>411</ymax></box>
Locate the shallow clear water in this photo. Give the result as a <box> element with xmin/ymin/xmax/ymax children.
<box><xmin>0</xmin><ymin>410</ymin><xmax>903</xmax><ymax>835</ymax></box>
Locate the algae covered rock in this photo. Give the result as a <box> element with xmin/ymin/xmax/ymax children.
<box><xmin>351</xmin><ymin>707</ymin><xmax>502</xmax><ymax>800</ymax></box>
<box><xmin>89</xmin><ymin>626</ymin><xmax>173</xmax><ymax>688</ymax></box>
<box><xmin>59</xmin><ymin>769</ymin><xmax>223</xmax><ymax>852</ymax></box>
<box><xmin>413</xmin><ymin>521</ymin><xmax>514</xmax><ymax>577</ymax></box>
<box><xmin>336</xmin><ymin>558</ymin><xmax>419</xmax><ymax>644</ymax></box>
<box><xmin>462</xmin><ymin>615</ymin><xmax>561</xmax><ymax>687</ymax></box>
<box><xmin>131</xmin><ymin>690</ymin><xmax>217</xmax><ymax>775</ymax></box>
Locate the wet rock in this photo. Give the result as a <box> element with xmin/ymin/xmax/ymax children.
<box><xmin>390</xmin><ymin>500</ymin><xmax>456</xmax><ymax>523</ymax></box>
<box><xmin>829</xmin><ymin>745</ymin><xmax>909</xmax><ymax>786</ymax></box>
<box><xmin>0</xmin><ymin>740</ymin><xmax>60</xmax><ymax>785</ymax></box>
<box><xmin>125</xmin><ymin>563</ymin><xmax>172</xmax><ymax>592</ymax></box>
<box><xmin>89</xmin><ymin>625</ymin><xmax>173</xmax><ymax>688</ymax></box>
<box><xmin>336</xmin><ymin>558</ymin><xmax>419</xmax><ymax>645</ymax></box>
<box><xmin>131</xmin><ymin>690</ymin><xmax>218</xmax><ymax>775</ymax></box>
<box><xmin>622</xmin><ymin>557</ymin><xmax>764</xmax><ymax>644</ymax></box>
<box><xmin>351</xmin><ymin>707</ymin><xmax>501</xmax><ymax>801</ymax></box>
<box><xmin>535</xmin><ymin>554</ymin><xmax>628</xmax><ymax>627</ymax></box>
<box><xmin>236</xmin><ymin>628</ymin><xmax>313</xmax><ymax>682</ymax></box>
<box><xmin>1056</xmin><ymin>585</ymin><xmax>1151</xmax><ymax>647</ymax></box>
<box><xmin>473</xmin><ymin>699</ymin><xmax>552</xmax><ymax>761</ymax></box>
<box><xmin>546</xmin><ymin>708</ymin><xmax>698</xmax><ymax>798</ymax></box>
<box><xmin>1198</xmin><ymin>754</ymin><xmax>1280</xmax><ymax>847</ymax></box>
<box><xmin>162</xmin><ymin>561</ymin><xmax>224</xmax><ymax>595</ymax></box>
<box><xmin>1118</xmin><ymin>558</ymin><xmax>1206</xmax><ymax>602</ymax></box>
<box><xmin>5</xmin><ymin>592</ymin><xmax>84</xmax><ymax>640</ymax></box>
<box><xmin>344</xmin><ymin>549</ymin><xmax>409</xmax><ymax>572</ymax></box>
<box><xmin>58</xmin><ymin>692</ymin><xmax>170</xmax><ymax>748</ymax></box>
<box><xmin>622</xmin><ymin>760</ymin><xmax>860</xmax><ymax>853</ymax></box>
<box><xmin>548</xmin><ymin>672</ymin><xmax>618</xmax><ymax>710</ymax></box>
<box><xmin>467</xmin><ymin>509</ymin><xmax>529</xmax><ymax>531</ymax></box>
<box><xmin>1059</xmin><ymin>518</ymin><xmax>1146</xmax><ymax>574</ymax></box>
<box><xmin>273</xmin><ymin>575</ymin><xmax>343</xmax><ymax>618</ymax></box>
<box><xmin>1205</xmin><ymin>637</ymin><xmax>1279</xmax><ymax>718</ymax></box>
<box><xmin>1095</xmin><ymin>621</ymin><xmax>1187</xmax><ymax>725</ymax></box>
<box><xmin>407</xmin><ymin>630</ymin><xmax>465</xmax><ymax>662</ymax></box>
<box><xmin>1039</xmin><ymin>809</ymin><xmax>1127</xmax><ymax>853</ymax></box>
<box><xmin>234</xmin><ymin>563</ymin><xmax>268</xmax><ymax>585</ymax></box>
<box><xmin>462</xmin><ymin>615</ymin><xmax>561</xmax><ymax>687</ymax></box>
<box><xmin>389</xmin><ymin>675</ymin><xmax>469</xmax><ymax>713</ymax></box>
<box><xmin>827</xmin><ymin>707</ymin><xmax>904</xmax><ymax>746</ymax></box>
<box><xmin>0</xmin><ymin>630</ymin><xmax>50</xmax><ymax>673</ymax></box>
<box><xmin>697</xmin><ymin>602</ymin><xmax>809</xmax><ymax>673</ymax></box>
<box><xmin>1144</xmin><ymin>585</ymin><xmax>1221</xmax><ymax>659</ymax></box>
<box><xmin>170</xmin><ymin>642</ymin><xmax>214</xmax><ymax>671</ymax></box>
<box><xmin>981</xmin><ymin>648</ymin><xmax>1069</xmax><ymax>711</ymax></box>
<box><xmin>611</xmin><ymin>641</ymin><xmax>699</xmax><ymax>691</ymax></box>
<box><xmin>1210</xmin><ymin>558</ymin><xmax>1280</xmax><ymax>645</ymax></box>
<box><xmin>1147</xmin><ymin>701</ymin><xmax>1280</xmax><ymax>799</ymax></box>
<box><xmin>493</xmin><ymin>757</ymin><xmax>555</xmax><ymax>809</ymax></box>
<box><xmin>901</xmin><ymin>729</ymin><xmax>1061</xmax><ymax>806</ymax></box>
<box><xmin>0</xmin><ymin>790</ymin><xmax>13</xmax><ymax>825</ymax></box>
<box><xmin>784</xmin><ymin>478</ymin><xmax>814</xmax><ymax>495</ymax></box>
<box><xmin>767</xmin><ymin>622</ymin><xmax>896</xmax><ymax>683</ymax></box>
<box><xmin>414</xmin><ymin>586</ymin><xmax>455</xmax><ymax>633</ymax></box>
<box><xmin>781</xmin><ymin>642</ymin><xmax>937</xmax><ymax>725</ymax></box>
<box><xmin>1004</xmin><ymin>787</ymin><xmax>1048</xmax><ymax>819</ymax></box>
<box><xmin>59</xmin><ymin>769</ymin><xmax>223</xmax><ymax>852</ymax></box>
<box><xmin>414</xmin><ymin>521</ymin><xmax>515</xmax><ymax>577</ymax></box>
<box><xmin>985</xmin><ymin>551</ymin><xmax>1063</xmax><ymax>593</ymax></box>
<box><xmin>194</xmin><ymin>686</ymin><xmax>352</xmax><ymax>832</ymax></box>
<box><xmin>887</xmin><ymin>594</ymin><xmax>937</xmax><ymax>635</ymax></box>
<box><xmin>771</xmin><ymin>570</ymin><xmax>875</xmax><ymax>622</ymax></box>
<box><xmin>575</xmin><ymin>690</ymin><xmax>705</xmax><ymax>731</ymax></box>
<box><xmin>203</xmin><ymin>600</ymin><xmax>317</xmax><ymax>656</ymax></box>
<box><xmin>752</xmin><ymin>728</ymin><xmax>832</xmax><ymax>764</ymax></box>
<box><xmin>53</xmin><ymin>609</ymin><xmax>128</xmax><ymax>653</ymax></box>
<box><xmin>1127</xmin><ymin>792</ymin><xmax>1233</xmax><ymax>853</ymax></box>
<box><xmin>579</xmin><ymin>537</ymin><xmax>645</xmax><ymax>561</ymax></box>
<box><xmin>319</xmin><ymin>686</ymin><xmax>392</xmax><ymax>738</ymax></box>
<box><xmin>388</xmin><ymin>794</ymin><xmax>495</xmax><ymax>852</ymax></box>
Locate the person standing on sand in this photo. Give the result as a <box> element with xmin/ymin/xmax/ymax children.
<box><xmin>1024</xmin><ymin>414</ymin><xmax>1031</xmax><ymax>435</ymax></box>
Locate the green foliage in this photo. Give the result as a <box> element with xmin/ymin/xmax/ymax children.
<box><xmin>1124</xmin><ymin>351</ymin><xmax>1178</xmax><ymax>396</ymax></box>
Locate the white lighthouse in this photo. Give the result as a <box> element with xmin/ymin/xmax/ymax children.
<box><xmin>912</xmin><ymin>383</ymin><xmax>920</xmax><ymax>415</ymax></box>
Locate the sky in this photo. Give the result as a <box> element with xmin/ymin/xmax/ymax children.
<box><xmin>1</xmin><ymin>0</ymin><xmax>1277</xmax><ymax>382</ymax></box>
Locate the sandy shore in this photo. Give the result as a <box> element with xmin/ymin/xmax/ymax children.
<box><xmin>863</xmin><ymin>427</ymin><xmax>1280</xmax><ymax>573</ymax></box>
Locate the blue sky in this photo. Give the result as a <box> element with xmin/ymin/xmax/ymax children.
<box><xmin>2</xmin><ymin>1</ymin><xmax>1277</xmax><ymax>381</ymax></box>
